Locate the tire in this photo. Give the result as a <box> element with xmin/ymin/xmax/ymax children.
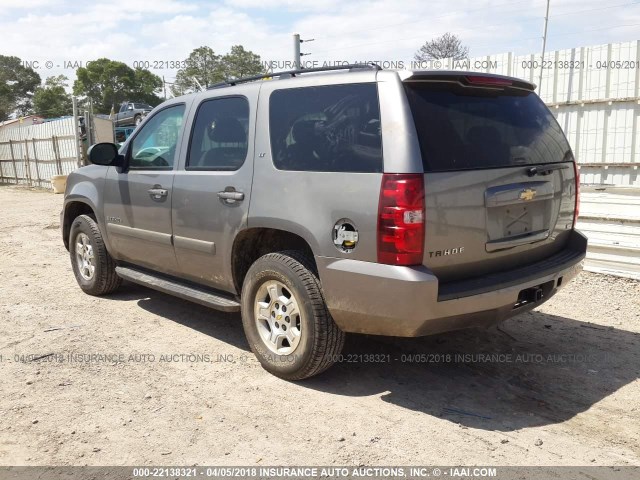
<box><xmin>134</xmin><ymin>115</ymin><xmax>142</xmax><ymax>126</ymax></box>
<box><xmin>69</xmin><ymin>214</ymin><xmax>122</xmax><ymax>296</ymax></box>
<box><xmin>241</xmin><ymin>250</ymin><xmax>345</xmax><ymax>380</ymax></box>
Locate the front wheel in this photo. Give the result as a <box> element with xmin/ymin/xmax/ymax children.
<box><xmin>69</xmin><ymin>214</ymin><xmax>122</xmax><ymax>296</ymax></box>
<box><xmin>241</xmin><ymin>251</ymin><xmax>345</xmax><ymax>380</ymax></box>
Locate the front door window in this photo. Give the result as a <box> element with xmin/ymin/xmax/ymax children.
<box><xmin>129</xmin><ymin>104</ymin><xmax>185</xmax><ymax>169</ymax></box>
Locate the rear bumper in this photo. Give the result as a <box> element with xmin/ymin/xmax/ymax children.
<box><xmin>317</xmin><ymin>230</ymin><xmax>587</xmax><ymax>337</ymax></box>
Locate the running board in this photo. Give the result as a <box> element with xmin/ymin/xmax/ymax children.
<box><xmin>115</xmin><ymin>266</ymin><xmax>240</xmax><ymax>312</ymax></box>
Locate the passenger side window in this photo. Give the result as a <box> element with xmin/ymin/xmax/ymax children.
<box><xmin>269</xmin><ymin>83</ymin><xmax>382</xmax><ymax>173</ymax></box>
<box><xmin>187</xmin><ymin>97</ymin><xmax>250</xmax><ymax>171</ymax></box>
<box><xmin>129</xmin><ymin>104</ymin><xmax>185</xmax><ymax>169</ymax></box>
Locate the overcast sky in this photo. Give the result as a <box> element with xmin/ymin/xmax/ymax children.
<box><xmin>1</xmin><ymin>0</ymin><xmax>639</xmax><ymax>85</ymax></box>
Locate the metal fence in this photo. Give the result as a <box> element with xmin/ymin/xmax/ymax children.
<box><xmin>0</xmin><ymin>117</ymin><xmax>81</xmax><ymax>188</ymax></box>
<box><xmin>577</xmin><ymin>188</ymin><xmax>640</xmax><ymax>280</ymax></box>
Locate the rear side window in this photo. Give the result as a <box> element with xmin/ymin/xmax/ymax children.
<box><xmin>187</xmin><ymin>96</ymin><xmax>249</xmax><ymax>171</ymax></box>
<box><xmin>269</xmin><ymin>83</ymin><xmax>382</xmax><ymax>173</ymax></box>
<box><xmin>404</xmin><ymin>83</ymin><xmax>571</xmax><ymax>172</ymax></box>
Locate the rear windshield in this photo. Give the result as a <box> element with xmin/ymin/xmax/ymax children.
<box><xmin>269</xmin><ymin>83</ymin><xmax>382</xmax><ymax>173</ymax></box>
<box><xmin>404</xmin><ymin>82</ymin><xmax>571</xmax><ymax>172</ymax></box>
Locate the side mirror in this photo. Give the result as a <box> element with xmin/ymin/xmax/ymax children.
<box><xmin>88</xmin><ymin>143</ymin><xmax>123</xmax><ymax>166</ymax></box>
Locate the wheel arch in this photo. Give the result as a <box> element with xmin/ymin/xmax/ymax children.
<box><xmin>231</xmin><ymin>227</ymin><xmax>317</xmax><ymax>294</ymax></box>
<box><xmin>62</xmin><ymin>198</ymin><xmax>97</xmax><ymax>250</ymax></box>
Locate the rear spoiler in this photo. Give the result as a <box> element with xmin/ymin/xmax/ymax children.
<box><xmin>399</xmin><ymin>70</ymin><xmax>536</xmax><ymax>91</ymax></box>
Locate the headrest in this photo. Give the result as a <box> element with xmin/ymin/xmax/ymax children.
<box><xmin>207</xmin><ymin>117</ymin><xmax>246</xmax><ymax>143</ymax></box>
<box><xmin>291</xmin><ymin>121</ymin><xmax>318</xmax><ymax>144</ymax></box>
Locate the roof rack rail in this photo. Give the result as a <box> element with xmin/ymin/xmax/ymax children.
<box><xmin>207</xmin><ymin>63</ymin><xmax>382</xmax><ymax>90</ymax></box>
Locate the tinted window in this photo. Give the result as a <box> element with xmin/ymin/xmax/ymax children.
<box><xmin>187</xmin><ymin>97</ymin><xmax>249</xmax><ymax>171</ymax></box>
<box><xmin>404</xmin><ymin>83</ymin><xmax>571</xmax><ymax>172</ymax></box>
<box><xmin>134</xmin><ymin>103</ymin><xmax>152</xmax><ymax>109</ymax></box>
<box><xmin>129</xmin><ymin>104</ymin><xmax>185</xmax><ymax>169</ymax></box>
<box><xmin>269</xmin><ymin>83</ymin><xmax>382</xmax><ymax>173</ymax></box>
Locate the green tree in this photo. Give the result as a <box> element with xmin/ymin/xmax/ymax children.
<box><xmin>221</xmin><ymin>45</ymin><xmax>263</xmax><ymax>80</ymax></box>
<box><xmin>173</xmin><ymin>46</ymin><xmax>222</xmax><ymax>94</ymax></box>
<box><xmin>172</xmin><ymin>45</ymin><xmax>263</xmax><ymax>95</ymax></box>
<box><xmin>414</xmin><ymin>33</ymin><xmax>469</xmax><ymax>62</ymax></box>
<box><xmin>73</xmin><ymin>58</ymin><xmax>133</xmax><ymax>113</ymax></box>
<box><xmin>0</xmin><ymin>55</ymin><xmax>41</xmax><ymax>120</ymax></box>
<box><xmin>73</xmin><ymin>58</ymin><xmax>162</xmax><ymax>114</ymax></box>
<box><xmin>33</xmin><ymin>75</ymin><xmax>73</xmax><ymax>118</ymax></box>
<box><xmin>131</xmin><ymin>68</ymin><xmax>163</xmax><ymax>106</ymax></box>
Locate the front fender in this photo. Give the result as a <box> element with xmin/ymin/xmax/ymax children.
<box><xmin>62</xmin><ymin>165</ymin><xmax>111</xmax><ymax>251</ymax></box>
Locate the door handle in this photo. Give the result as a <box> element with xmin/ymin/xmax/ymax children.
<box><xmin>217</xmin><ymin>190</ymin><xmax>245</xmax><ymax>202</ymax></box>
<box><xmin>148</xmin><ymin>187</ymin><xmax>168</xmax><ymax>199</ymax></box>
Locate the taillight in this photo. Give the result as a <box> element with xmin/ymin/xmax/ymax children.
<box><xmin>573</xmin><ymin>161</ymin><xmax>580</xmax><ymax>228</ymax></box>
<box><xmin>377</xmin><ymin>173</ymin><xmax>425</xmax><ymax>266</ymax></box>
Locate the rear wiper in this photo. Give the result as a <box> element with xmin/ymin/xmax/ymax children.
<box><xmin>526</xmin><ymin>164</ymin><xmax>570</xmax><ymax>177</ymax></box>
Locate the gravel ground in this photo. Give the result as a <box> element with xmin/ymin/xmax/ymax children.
<box><xmin>0</xmin><ymin>185</ymin><xmax>639</xmax><ymax>466</ymax></box>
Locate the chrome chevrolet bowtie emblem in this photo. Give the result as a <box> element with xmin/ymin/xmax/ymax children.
<box><xmin>519</xmin><ymin>188</ymin><xmax>537</xmax><ymax>201</ymax></box>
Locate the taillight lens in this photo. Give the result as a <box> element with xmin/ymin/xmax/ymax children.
<box><xmin>377</xmin><ymin>173</ymin><xmax>425</xmax><ymax>265</ymax></box>
<box><xmin>573</xmin><ymin>161</ymin><xmax>580</xmax><ymax>228</ymax></box>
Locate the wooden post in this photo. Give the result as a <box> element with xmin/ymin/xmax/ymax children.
<box><xmin>52</xmin><ymin>135</ymin><xmax>62</xmax><ymax>175</ymax></box>
<box><xmin>9</xmin><ymin>140</ymin><xmax>18</xmax><ymax>184</ymax></box>
<box><xmin>0</xmin><ymin>146</ymin><xmax>4</xmax><ymax>183</ymax></box>
<box><xmin>72</xmin><ymin>97</ymin><xmax>83</xmax><ymax>168</ymax></box>
<box><xmin>23</xmin><ymin>139</ymin><xmax>32</xmax><ymax>186</ymax></box>
<box><xmin>32</xmin><ymin>138</ymin><xmax>41</xmax><ymax>187</ymax></box>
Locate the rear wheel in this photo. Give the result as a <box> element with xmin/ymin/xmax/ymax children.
<box><xmin>241</xmin><ymin>251</ymin><xmax>345</xmax><ymax>380</ymax></box>
<box><xmin>134</xmin><ymin>114</ymin><xmax>142</xmax><ymax>126</ymax></box>
<box><xmin>69</xmin><ymin>214</ymin><xmax>121</xmax><ymax>296</ymax></box>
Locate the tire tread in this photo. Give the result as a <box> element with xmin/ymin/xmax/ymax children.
<box><xmin>71</xmin><ymin>215</ymin><xmax>121</xmax><ymax>296</ymax></box>
<box><xmin>243</xmin><ymin>250</ymin><xmax>345</xmax><ymax>380</ymax></box>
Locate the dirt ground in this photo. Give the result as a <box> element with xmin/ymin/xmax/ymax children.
<box><xmin>0</xmin><ymin>185</ymin><xmax>639</xmax><ymax>467</ymax></box>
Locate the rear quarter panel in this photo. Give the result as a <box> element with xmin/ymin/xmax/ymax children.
<box><xmin>249</xmin><ymin>72</ymin><xmax>383</xmax><ymax>265</ymax></box>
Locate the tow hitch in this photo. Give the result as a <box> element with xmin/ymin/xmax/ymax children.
<box><xmin>526</xmin><ymin>287</ymin><xmax>544</xmax><ymax>302</ymax></box>
<box><xmin>514</xmin><ymin>281</ymin><xmax>554</xmax><ymax>309</ymax></box>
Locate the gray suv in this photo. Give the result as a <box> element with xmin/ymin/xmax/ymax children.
<box><xmin>61</xmin><ymin>65</ymin><xmax>587</xmax><ymax>379</ymax></box>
